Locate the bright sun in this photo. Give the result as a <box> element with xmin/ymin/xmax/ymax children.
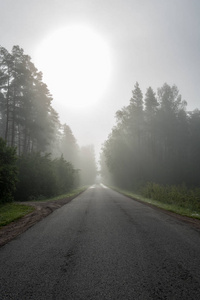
<box><xmin>35</xmin><ymin>25</ymin><xmax>111</xmax><ymax>109</ymax></box>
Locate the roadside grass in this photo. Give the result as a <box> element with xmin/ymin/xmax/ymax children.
<box><xmin>0</xmin><ymin>203</ymin><xmax>35</xmax><ymax>228</ymax></box>
<box><xmin>110</xmin><ymin>185</ymin><xmax>200</xmax><ymax>220</ymax></box>
<box><xmin>30</xmin><ymin>186</ymin><xmax>88</xmax><ymax>202</ymax></box>
<box><xmin>0</xmin><ymin>186</ymin><xmax>88</xmax><ymax>228</ymax></box>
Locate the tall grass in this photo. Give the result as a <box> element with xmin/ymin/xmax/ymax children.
<box><xmin>141</xmin><ymin>183</ymin><xmax>200</xmax><ymax>212</ymax></box>
<box><xmin>111</xmin><ymin>183</ymin><xmax>200</xmax><ymax>219</ymax></box>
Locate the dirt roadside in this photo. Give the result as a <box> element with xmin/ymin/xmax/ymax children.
<box><xmin>0</xmin><ymin>196</ymin><xmax>76</xmax><ymax>247</ymax></box>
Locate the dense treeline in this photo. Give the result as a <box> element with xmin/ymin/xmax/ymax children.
<box><xmin>101</xmin><ymin>82</ymin><xmax>200</xmax><ymax>189</ymax></box>
<box><xmin>15</xmin><ymin>153</ymin><xmax>78</xmax><ymax>201</ymax></box>
<box><xmin>0</xmin><ymin>138</ymin><xmax>18</xmax><ymax>203</ymax></box>
<box><xmin>0</xmin><ymin>46</ymin><xmax>96</xmax><ymax>203</ymax></box>
<box><xmin>0</xmin><ymin>138</ymin><xmax>79</xmax><ymax>203</ymax></box>
<box><xmin>0</xmin><ymin>45</ymin><xmax>58</xmax><ymax>154</ymax></box>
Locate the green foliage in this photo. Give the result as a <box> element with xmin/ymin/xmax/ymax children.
<box><xmin>111</xmin><ymin>186</ymin><xmax>200</xmax><ymax>220</ymax></box>
<box><xmin>15</xmin><ymin>153</ymin><xmax>56</xmax><ymax>201</ymax></box>
<box><xmin>0</xmin><ymin>45</ymin><xmax>96</xmax><ymax>202</ymax></box>
<box><xmin>41</xmin><ymin>186</ymin><xmax>88</xmax><ymax>202</ymax></box>
<box><xmin>141</xmin><ymin>182</ymin><xmax>200</xmax><ymax>212</ymax></box>
<box><xmin>0</xmin><ymin>203</ymin><xmax>34</xmax><ymax>227</ymax></box>
<box><xmin>0</xmin><ymin>187</ymin><xmax>87</xmax><ymax>227</ymax></box>
<box><xmin>0</xmin><ymin>138</ymin><xmax>18</xmax><ymax>204</ymax></box>
<box><xmin>53</xmin><ymin>155</ymin><xmax>78</xmax><ymax>195</ymax></box>
<box><xmin>102</xmin><ymin>82</ymin><xmax>200</xmax><ymax>188</ymax></box>
<box><xmin>15</xmin><ymin>153</ymin><xmax>77</xmax><ymax>201</ymax></box>
<box><xmin>60</xmin><ymin>124</ymin><xmax>79</xmax><ymax>167</ymax></box>
<box><xmin>0</xmin><ymin>45</ymin><xmax>59</xmax><ymax>154</ymax></box>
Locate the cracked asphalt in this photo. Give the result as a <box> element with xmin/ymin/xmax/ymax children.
<box><xmin>0</xmin><ymin>184</ymin><xmax>200</xmax><ymax>299</ymax></box>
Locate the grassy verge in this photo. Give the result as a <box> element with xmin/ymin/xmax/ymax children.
<box><xmin>31</xmin><ymin>186</ymin><xmax>88</xmax><ymax>202</ymax></box>
<box><xmin>0</xmin><ymin>186</ymin><xmax>88</xmax><ymax>228</ymax></box>
<box><xmin>110</xmin><ymin>186</ymin><xmax>200</xmax><ymax>220</ymax></box>
<box><xmin>0</xmin><ymin>203</ymin><xmax>35</xmax><ymax>227</ymax></box>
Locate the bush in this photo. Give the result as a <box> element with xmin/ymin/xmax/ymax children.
<box><xmin>15</xmin><ymin>153</ymin><xmax>57</xmax><ymax>201</ymax></box>
<box><xmin>141</xmin><ymin>182</ymin><xmax>200</xmax><ymax>211</ymax></box>
<box><xmin>15</xmin><ymin>153</ymin><xmax>78</xmax><ymax>201</ymax></box>
<box><xmin>0</xmin><ymin>138</ymin><xmax>18</xmax><ymax>204</ymax></box>
<box><xmin>53</xmin><ymin>155</ymin><xmax>77</xmax><ymax>195</ymax></box>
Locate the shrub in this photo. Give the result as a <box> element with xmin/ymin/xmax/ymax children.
<box><xmin>15</xmin><ymin>153</ymin><xmax>57</xmax><ymax>201</ymax></box>
<box><xmin>53</xmin><ymin>155</ymin><xmax>77</xmax><ymax>194</ymax></box>
<box><xmin>15</xmin><ymin>153</ymin><xmax>78</xmax><ymax>201</ymax></box>
<box><xmin>141</xmin><ymin>182</ymin><xmax>200</xmax><ymax>211</ymax></box>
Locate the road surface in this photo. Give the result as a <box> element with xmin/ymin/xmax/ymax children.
<box><xmin>0</xmin><ymin>184</ymin><xmax>200</xmax><ymax>299</ymax></box>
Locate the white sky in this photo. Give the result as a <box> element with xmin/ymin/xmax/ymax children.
<box><xmin>0</xmin><ymin>0</ymin><xmax>200</xmax><ymax>157</ymax></box>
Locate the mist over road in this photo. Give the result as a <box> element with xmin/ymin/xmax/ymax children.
<box><xmin>1</xmin><ymin>185</ymin><xmax>200</xmax><ymax>299</ymax></box>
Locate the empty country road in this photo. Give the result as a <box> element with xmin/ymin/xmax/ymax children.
<box><xmin>0</xmin><ymin>185</ymin><xmax>200</xmax><ymax>300</ymax></box>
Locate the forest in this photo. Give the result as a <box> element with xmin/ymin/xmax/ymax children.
<box><xmin>101</xmin><ymin>82</ymin><xmax>200</xmax><ymax>206</ymax></box>
<box><xmin>0</xmin><ymin>45</ymin><xmax>96</xmax><ymax>204</ymax></box>
<box><xmin>1</xmin><ymin>45</ymin><xmax>200</xmax><ymax>211</ymax></box>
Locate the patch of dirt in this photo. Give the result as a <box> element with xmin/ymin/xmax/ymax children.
<box><xmin>0</xmin><ymin>196</ymin><xmax>76</xmax><ymax>248</ymax></box>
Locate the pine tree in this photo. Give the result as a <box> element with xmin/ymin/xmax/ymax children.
<box><xmin>0</xmin><ymin>46</ymin><xmax>59</xmax><ymax>155</ymax></box>
<box><xmin>60</xmin><ymin>124</ymin><xmax>79</xmax><ymax>167</ymax></box>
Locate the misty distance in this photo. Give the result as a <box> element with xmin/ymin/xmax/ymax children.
<box><xmin>0</xmin><ymin>44</ymin><xmax>200</xmax><ymax>216</ymax></box>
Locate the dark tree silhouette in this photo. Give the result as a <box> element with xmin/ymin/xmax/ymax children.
<box><xmin>102</xmin><ymin>82</ymin><xmax>200</xmax><ymax>189</ymax></box>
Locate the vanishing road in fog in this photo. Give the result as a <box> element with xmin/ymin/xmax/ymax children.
<box><xmin>1</xmin><ymin>185</ymin><xmax>200</xmax><ymax>299</ymax></box>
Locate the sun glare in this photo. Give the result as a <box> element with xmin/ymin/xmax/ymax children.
<box><xmin>35</xmin><ymin>25</ymin><xmax>111</xmax><ymax>109</ymax></box>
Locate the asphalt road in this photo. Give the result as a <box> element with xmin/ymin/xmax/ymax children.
<box><xmin>0</xmin><ymin>184</ymin><xmax>200</xmax><ymax>300</ymax></box>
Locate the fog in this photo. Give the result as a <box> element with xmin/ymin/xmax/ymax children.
<box><xmin>0</xmin><ymin>0</ymin><xmax>200</xmax><ymax>159</ymax></box>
